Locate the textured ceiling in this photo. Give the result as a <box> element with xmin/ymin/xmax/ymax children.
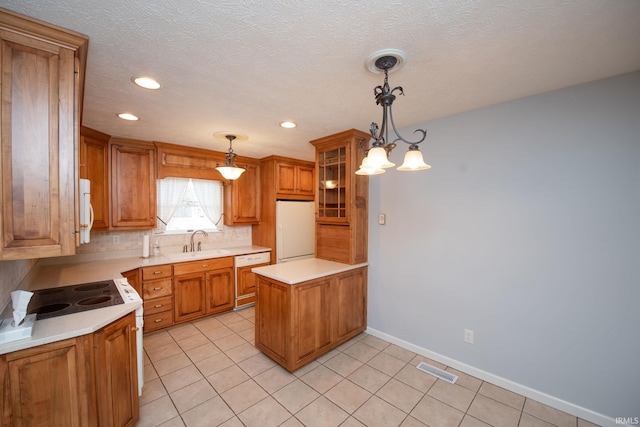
<box><xmin>2</xmin><ymin>0</ymin><xmax>640</xmax><ymax>161</ymax></box>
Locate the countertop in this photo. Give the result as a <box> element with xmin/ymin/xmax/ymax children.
<box><xmin>252</xmin><ymin>258</ymin><xmax>368</xmax><ymax>284</ymax></box>
<box><xmin>0</xmin><ymin>245</ymin><xmax>270</xmax><ymax>355</ymax></box>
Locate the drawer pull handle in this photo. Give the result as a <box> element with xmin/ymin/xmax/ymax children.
<box><xmin>153</xmin><ymin>287</ymin><xmax>163</xmax><ymax>291</ymax></box>
<box><xmin>154</xmin><ymin>319</ymin><xmax>163</xmax><ymax>323</ymax></box>
<box><xmin>153</xmin><ymin>271</ymin><xmax>163</xmax><ymax>275</ymax></box>
<box><xmin>202</xmin><ymin>264</ymin><xmax>209</xmax><ymax>268</ymax></box>
<box><xmin>154</xmin><ymin>304</ymin><xmax>163</xmax><ymax>308</ymax></box>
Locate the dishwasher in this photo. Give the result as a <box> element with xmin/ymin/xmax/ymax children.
<box><xmin>234</xmin><ymin>251</ymin><xmax>271</xmax><ymax>310</ymax></box>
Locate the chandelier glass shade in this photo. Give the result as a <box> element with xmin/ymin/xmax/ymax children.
<box><xmin>356</xmin><ymin>53</ymin><xmax>431</xmax><ymax>175</ymax></box>
<box><xmin>215</xmin><ymin>135</ymin><xmax>246</xmax><ymax>180</ymax></box>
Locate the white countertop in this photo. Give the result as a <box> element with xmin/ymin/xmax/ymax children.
<box><xmin>26</xmin><ymin>245</ymin><xmax>271</xmax><ymax>290</ymax></box>
<box><xmin>0</xmin><ymin>245</ymin><xmax>271</xmax><ymax>355</ymax></box>
<box><xmin>252</xmin><ymin>258</ymin><xmax>368</xmax><ymax>284</ymax></box>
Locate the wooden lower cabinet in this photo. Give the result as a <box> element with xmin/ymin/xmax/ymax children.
<box><xmin>174</xmin><ymin>272</ymin><xmax>207</xmax><ymax>322</ymax></box>
<box><xmin>0</xmin><ymin>312</ymin><xmax>139</xmax><ymax>427</ymax></box>
<box><xmin>93</xmin><ymin>313</ymin><xmax>139</xmax><ymax>427</ymax></box>
<box><xmin>173</xmin><ymin>257</ymin><xmax>235</xmax><ymax>323</ymax></box>
<box><xmin>235</xmin><ymin>261</ymin><xmax>269</xmax><ymax>308</ymax></box>
<box><xmin>255</xmin><ymin>266</ymin><xmax>367</xmax><ymax>372</ymax></box>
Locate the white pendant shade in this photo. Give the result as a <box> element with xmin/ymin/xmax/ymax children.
<box><xmin>356</xmin><ymin>154</ymin><xmax>385</xmax><ymax>175</ymax></box>
<box><xmin>397</xmin><ymin>148</ymin><xmax>431</xmax><ymax>171</ymax></box>
<box><xmin>216</xmin><ymin>166</ymin><xmax>246</xmax><ymax>180</ymax></box>
<box><xmin>366</xmin><ymin>146</ymin><xmax>395</xmax><ymax>169</ymax></box>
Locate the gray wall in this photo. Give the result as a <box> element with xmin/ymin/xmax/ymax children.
<box><xmin>367</xmin><ymin>71</ymin><xmax>640</xmax><ymax>418</ymax></box>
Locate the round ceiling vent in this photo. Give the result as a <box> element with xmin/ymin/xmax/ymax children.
<box><xmin>365</xmin><ymin>48</ymin><xmax>407</xmax><ymax>74</ymax></box>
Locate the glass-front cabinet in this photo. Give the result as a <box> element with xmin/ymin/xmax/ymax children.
<box><xmin>311</xmin><ymin>129</ymin><xmax>369</xmax><ymax>264</ymax></box>
<box><xmin>317</xmin><ymin>146</ymin><xmax>348</xmax><ymax>222</ymax></box>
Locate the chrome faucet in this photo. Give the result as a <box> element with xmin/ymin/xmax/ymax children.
<box><xmin>190</xmin><ymin>230</ymin><xmax>208</xmax><ymax>252</ymax></box>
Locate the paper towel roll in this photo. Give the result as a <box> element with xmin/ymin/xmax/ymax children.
<box><xmin>142</xmin><ymin>234</ymin><xmax>150</xmax><ymax>258</ymax></box>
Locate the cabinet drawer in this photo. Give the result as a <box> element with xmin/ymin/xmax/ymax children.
<box><xmin>143</xmin><ymin>296</ymin><xmax>172</xmax><ymax>315</ymax></box>
<box><xmin>144</xmin><ymin>311</ymin><xmax>173</xmax><ymax>333</ymax></box>
<box><xmin>142</xmin><ymin>278</ymin><xmax>172</xmax><ymax>299</ymax></box>
<box><xmin>173</xmin><ymin>257</ymin><xmax>233</xmax><ymax>275</ymax></box>
<box><xmin>141</xmin><ymin>264</ymin><xmax>173</xmax><ymax>280</ymax></box>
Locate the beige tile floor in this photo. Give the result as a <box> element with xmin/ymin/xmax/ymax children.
<box><xmin>137</xmin><ymin>307</ymin><xmax>600</xmax><ymax>427</ymax></box>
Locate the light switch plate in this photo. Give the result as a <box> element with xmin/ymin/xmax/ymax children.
<box><xmin>378</xmin><ymin>213</ymin><xmax>386</xmax><ymax>225</ymax></box>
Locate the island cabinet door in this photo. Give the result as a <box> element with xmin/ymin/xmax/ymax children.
<box><xmin>293</xmin><ymin>278</ymin><xmax>333</xmax><ymax>363</ymax></box>
<box><xmin>174</xmin><ymin>273</ymin><xmax>207</xmax><ymax>322</ymax></box>
<box><xmin>255</xmin><ymin>277</ymin><xmax>289</xmax><ymax>364</ymax></box>
<box><xmin>334</xmin><ymin>267</ymin><xmax>368</xmax><ymax>342</ymax></box>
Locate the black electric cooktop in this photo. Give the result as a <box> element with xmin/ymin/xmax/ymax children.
<box><xmin>27</xmin><ymin>280</ymin><xmax>124</xmax><ymax>320</ymax></box>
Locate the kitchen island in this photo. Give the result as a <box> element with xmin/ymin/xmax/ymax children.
<box><xmin>252</xmin><ymin>258</ymin><xmax>368</xmax><ymax>372</ymax></box>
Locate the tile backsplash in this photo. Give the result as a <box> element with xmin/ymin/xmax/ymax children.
<box><xmin>0</xmin><ymin>258</ymin><xmax>38</xmax><ymax>312</ymax></box>
<box><xmin>77</xmin><ymin>225</ymin><xmax>252</xmax><ymax>256</ymax></box>
<box><xmin>0</xmin><ymin>226</ymin><xmax>252</xmax><ymax>311</ymax></box>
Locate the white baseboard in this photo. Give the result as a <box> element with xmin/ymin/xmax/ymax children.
<box><xmin>365</xmin><ymin>327</ymin><xmax>623</xmax><ymax>427</ymax></box>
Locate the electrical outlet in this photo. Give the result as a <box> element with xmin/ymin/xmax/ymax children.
<box><xmin>378</xmin><ymin>213</ymin><xmax>386</xmax><ymax>225</ymax></box>
<box><xmin>113</xmin><ymin>234</ymin><xmax>120</xmax><ymax>244</ymax></box>
<box><xmin>464</xmin><ymin>329</ymin><xmax>474</xmax><ymax>344</ymax></box>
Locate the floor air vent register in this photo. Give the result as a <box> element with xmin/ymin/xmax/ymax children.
<box><xmin>416</xmin><ymin>362</ymin><xmax>458</xmax><ymax>384</ymax></box>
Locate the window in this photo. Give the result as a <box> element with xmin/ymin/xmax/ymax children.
<box><xmin>156</xmin><ymin>177</ymin><xmax>223</xmax><ymax>233</ymax></box>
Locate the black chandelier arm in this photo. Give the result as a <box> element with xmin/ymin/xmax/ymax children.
<box><xmin>387</xmin><ymin>105</ymin><xmax>427</xmax><ymax>146</ymax></box>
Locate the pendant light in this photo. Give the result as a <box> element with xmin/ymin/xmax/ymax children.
<box><xmin>215</xmin><ymin>134</ymin><xmax>246</xmax><ymax>180</ymax></box>
<box><xmin>356</xmin><ymin>49</ymin><xmax>432</xmax><ymax>175</ymax></box>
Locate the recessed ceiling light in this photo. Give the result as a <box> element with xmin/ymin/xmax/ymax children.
<box><xmin>133</xmin><ymin>76</ymin><xmax>160</xmax><ymax>89</ymax></box>
<box><xmin>118</xmin><ymin>113</ymin><xmax>139</xmax><ymax>121</ymax></box>
<box><xmin>280</xmin><ymin>121</ymin><xmax>296</xmax><ymax>129</ymax></box>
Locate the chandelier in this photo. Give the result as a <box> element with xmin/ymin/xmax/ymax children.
<box><xmin>215</xmin><ymin>134</ymin><xmax>246</xmax><ymax>180</ymax></box>
<box><xmin>356</xmin><ymin>51</ymin><xmax>431</xmax><ymax>175</ymax></box>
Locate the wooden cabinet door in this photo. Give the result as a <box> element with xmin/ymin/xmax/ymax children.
<box><xmin>294</xmin><ymin>279</ymin><xmax>332</xmax><ymax>361</ymax></box>
<box><xmin>79</xmin><ymin>127</ymin><xmax>110</xmax><ymax>230</ymax></box>
<box><xmin>110</xmin><ymin>140</ymin><xmax>156</xmax><ymax>229</ymax></box>
<box><xmin>205</xmin><ymin>267</ymin><xmax>234</xmax><ymax>314</ymax></box>
<box><xmin>0</xmin><ymin>32</ymin><xmax>78</xmax><ymax>260</ymax></box>
<box><xmin>255</xmin><ymin>277</ymin><xmax>289</xmax><ymax>362</ymax></box>
<box><xmin>0</xmin><ymin>337</ymin><xmax>91</xmax><ymax>426</ymax></box>
<box><xmin>296</xmin><ymin>165</ymin><xmax>315</xmax><ymax>197</ymax></box>
<box><xmin>275</xmin><ymin>163</ymin><xmax>296</xmax><ymax>194</ymax></box>
<box><xmin>174</xmin><ymin>272</ymin><xmax>207</xmax><ymax>322</ymax></box>
<box><xmin>236</xmin><ymin>262</ymin><xmax>269</xmax><ymax>297</ymax></box>
<box><xmin>334</xmin><ymin>267</ymin><xmax>367</xmax><ymax>341</ymax></box>
<box><xmin>275</xmin><ymin>163</ymin><xmax>315</xmax><ymax>198</ymax></box>
<box><xmin>224</xmin><ymin>163</ymin><xmax>260</xmax><ymax>225</ymax></box>
<box><xmin>93</xmin><ymin>312</ymin><xmax>139</xmax><ymax>427</ymax></box>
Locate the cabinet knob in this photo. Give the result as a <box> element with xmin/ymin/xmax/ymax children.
<box><xmin>154</xmin><ymin>319</ymin><xmax>163</xmax><ymax>323</ymax></box>
<box><xmin>154</xmin><ymin>304</ymin><xmax>163</xmax><ymax>308</ymax></box>
<box><xmin>153</xmin><ymin>287</ymin><xmax>163</xmax><ymax>291</ymax></box>
<box><xmin>132</xmin><ymin>327</ymin><xmax>139</xmax><ymax>332</ymax></box>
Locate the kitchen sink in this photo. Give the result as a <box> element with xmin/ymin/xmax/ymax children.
<box><xmin>163</xmin><ymin>249</ymin><xmax>231</xmax><ymax>262</ymax></box>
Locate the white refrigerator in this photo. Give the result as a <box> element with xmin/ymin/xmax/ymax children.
<box><xmin>276</xmin><ymin>200</ymin><xmax>315</xmax><ymax>263</ymax></box>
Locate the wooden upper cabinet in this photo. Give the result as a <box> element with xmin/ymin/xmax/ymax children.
<box><xmin>110</xmin><ymin>138</ymin><xmax>157</xmax><ymax>230</ymax></box>
<box><xmin>0</xmin><ymin>9</ymin><xmax>88</xmax><ymax>260</ymax></box>
<box><xmin>224</xmin><ymin>161</ymin><xmax>261</xmax><ymax>225</ymax></box>
<box><xmin>275</xmin><ymin>161</ymin><xmax>315</xmax><ymax>198</ymax></box>
<box><xmin>310</xmin><ymin>129</ymin><xmax>369</xmax><ymax>265</ymax></box>
<box><xmin>80</xmin><ymin>126</ymin><xmax>110</xmax><ymax>230</ymax></box>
